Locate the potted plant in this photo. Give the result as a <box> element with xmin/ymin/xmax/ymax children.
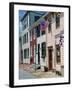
<box><xmin>44</xmin><ymin>66</ymin><xmax>48</xmax><ymax>72</ymax></box>
<box><xmin>41</xmin><ymin>55</ymin><xmax>48</xmax><ymax>72</ymax></box>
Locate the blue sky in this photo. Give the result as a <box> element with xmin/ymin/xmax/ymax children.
<box><xmin>19</xmin><ymin>10</ymin><xmax>26</xmax><ymax>20</ymax></box>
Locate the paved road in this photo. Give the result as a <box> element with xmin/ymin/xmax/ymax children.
<box><xmin>19</xmin><ymin>69</ymin><xmax>37</xmax><ymax>79</ymax></box>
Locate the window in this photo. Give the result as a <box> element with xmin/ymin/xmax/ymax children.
<box><xmin>23</xmin><ymin>22</ymin><xmax>28</xmax><ymax>30</ymax></box>
<box><xmin>30</xmin><ymin>30</ymin><xmax>32</xmax><ymax>41</ymax></box>
<box><xmin>23</xmin><ymin>33</ymin><xmax>28</xmax><ymax>44</ymax></box>
<box><xmin>24</xmin><ymin>48</ymin><xmax>29</xmax><ymax>59</ymax></box>
<box><xmin>24</xmin><ymin>49</ymin><xmax>26</xmax><ymax>59</ymax></box>
<box><xmin>23</xmin><ymin>16</ymin><xmax>28</xmax><ymax>30</ymax></box>
<box><xmin>56</xmin><ymin>45</ymin><xmax>60</xmax><ymax>63</ymax></box>
<box><xmin>25</xmin><ymin>34</ymin><xmax>26</xmax><ymax>43</ymax></box>
<box><xmin>30</xmin><ymin>46</ymin><xmax>32</xmax><ymax>56</ymax></box>
<box><xmin>27</xmin><ymin>48</ymin><xmax>29</xmax><ymax>58</ymax></box>
<box><xmin>41</xmin><ymin>42</ymin><xmax>46</xmax><ymax>58</ymax></box>
<box><xmin>36</xmin><ymin>25</ymin><xmax>40</xmax><ymax>37</ymax></box>
<box><xmin>56</xmin><ymin>14</ymin><xmax>60</xmax><ymax>28</ymax></box>
<box><xmin>24</xmin><ymin>24</ymin><xmax>26</xmax><ymax>30</ymax></box>
<box><xmin>26</xmin><ymin>33</ymin><xmax>28</xmax><ymax>42</ymax></box>
<box><xmin>35</xmin><ymin>16</ymin><xmax>40</xmax><ymax>22</ymax></box>
<box><xmin>23</xmin><ymin>35</ymin><xmax>25</xmax><ymax>44</ymax></box>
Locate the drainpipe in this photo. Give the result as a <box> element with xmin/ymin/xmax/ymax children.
<box><xmin>34</xmin><ymin>43</ymin><xmax>37</xmax><ymax>72</ymax></box>
<box><xmin>35</xmin><ymin>45</ymin><xmax>36</xmax><ymax>72</ymax></box>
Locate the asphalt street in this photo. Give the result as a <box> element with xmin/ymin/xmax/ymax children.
<box><xmin>19</xmin><ymin>69</ymin><xmax>37</xmax><ymax>79</ymax></box>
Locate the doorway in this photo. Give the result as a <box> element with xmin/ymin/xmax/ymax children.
<box><xmin>48</xmin><ymin>46</ymin><xmax>53</xmax><ymax>70</ymax></box>
<box><xmin>38</xmin><ymin>44</ymin><xmax>40</xmax><ymax>64</ymax></box>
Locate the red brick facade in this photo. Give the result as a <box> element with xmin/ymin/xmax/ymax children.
<box><xmin>30</xmin><ymin>29</ymin><xmax>37</xmax><ymax>64</ymax></box>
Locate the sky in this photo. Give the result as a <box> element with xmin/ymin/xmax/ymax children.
<box><xmin>19</xmin><ymin>10</ymin><xmax>26</xmax><ymax>32</ymax></box>
<box><xmin>19</xmin><ymin>10</ymin><xmax>26</xmax><ymax>20</ymax></box>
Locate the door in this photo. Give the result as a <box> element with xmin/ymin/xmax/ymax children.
<box><xmin>21</xmin><ymin>49</ymin><xmax>23</xmax><ymax>63</ymax></box>
<box><xmin>48</xmin><ymin>46</ymin><xmax>53</xmax><ymax>70</ymax></box>
<box><xmin>38</xmin><ymin>44</ymin><xmax>40</xmax><ymax>64</ymax></box>
<box><xmin>30</xmin><ymin>46</ymin><xmax>34</xmax><ymax>64</ymax></box>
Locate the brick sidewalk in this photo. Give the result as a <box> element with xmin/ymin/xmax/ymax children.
<box><xmin>19</xmin><ymin>64</ymin><xmax>63</xmax><ymax>78</ymax></box>
<box><xmin>31</xmin><ymin>70</ymin><xmax>62</xmax><ymax>78</ymax></box>
<box><xmin>19</xmin><ymin>64</ymin><xmax>31</xmax><ymax>71</ymax></box>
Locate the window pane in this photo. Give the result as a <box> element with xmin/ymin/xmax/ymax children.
<box><xmin>30</xmin><ymin>30</ymin><xmax>32</xmax><ymax>41</ymax></box>
<box><xmin>41</xmin><ymin>42</ymin><xmax>46</xmax><ymax>58</ymax></box>
<box><xmin>36</xmin><ymin>25</ymin><xmax>40</xmax><ymax>37</ymax></box>
<box><xmin>26</xmin><ymin>33</ymin><xmax>28</xmax><ymax>42</ymax></box>
<box><xmin>27</xmin><ymin>48</ymin><xmax>29</xmax><ymax>58</ymax></box>
<box><xmin>24</xmin><ymin>49</ymin><xmax>26</xmax><ymax>59</ymax></box>
<box><xmin>24</xmin><ymin>48</ymin><xmax>29</xmax><ymax>59</ymax></box>
<box><xmin>23</xmin><ymin>35</ymin><xmax>25</xmax><ymax>44</ymax></box>
<box><xmin>24</xmin><ymin>24</ymin><xmax>26</xmax><ymax>30</ymax></box>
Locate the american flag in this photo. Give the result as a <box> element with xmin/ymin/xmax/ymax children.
<box><xmin>40</xmin><ymin>21</ymin><xmax>48</xmax><ymax>31</ymax></box>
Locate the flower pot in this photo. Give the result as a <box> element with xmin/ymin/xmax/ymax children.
<box><xmin>44</xmin><ymin>66</ymin><xmax>48</xmax><ymax>72</ymax></box>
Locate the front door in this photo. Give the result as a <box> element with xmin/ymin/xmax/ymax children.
<box><xmin>38</xmin><ymin>44</ymin><xmax>40</xmax><ymax>64</ymax></box>
<box><xmin>21</xmin><ymin>50</ymin><xmax>23</xmax><ymax>63</ymax></box>
<box><xmin>48</xmin><ymin>46</ymin><xmax>53</xmax><ymax>70</ymax></box>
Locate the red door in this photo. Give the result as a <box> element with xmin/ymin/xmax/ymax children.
<box><xmin>30</xmin><ymin>45</ymin><xmax>34</xmax><ymax>64</ymax></box>
<box><xmin>30</xmin><ymin>57</ymin><xmax>34</xmax><ymax>64</ymax></box>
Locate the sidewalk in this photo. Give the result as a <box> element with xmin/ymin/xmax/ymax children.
<box><xmin>19</xmin><ymin>64</ymin><xmax>63</xmax><ymax>78</ymax></box>
<box><xmin>31</xmin><ymin>70</ymin><xmax>61</xmax><ymax>78</ymax></box>
<box><xmin>19</xmin><ymin>63</ymin><xmax>31</xmax><ymax>72</ymax></box>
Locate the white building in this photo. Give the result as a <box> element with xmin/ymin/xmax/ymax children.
<box><xmin>45</xmin><ymin>12</ymin><xmax>64</xmax><ymax>74</ymax></box>
<box><xmin>21</xmin><ymin>12</ymin><xmax>30</xmax><ymax>64</ymax></box>
<box><xmin>20</xmin><ymin>11</ymin><xmax>45</xmax><ymax>64</ymax></box>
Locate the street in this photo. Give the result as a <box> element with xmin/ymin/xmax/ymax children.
<box><xmin>19</xmin><ymin>69</ymin><xmax>37</xmax><ymax>79</ymax></box>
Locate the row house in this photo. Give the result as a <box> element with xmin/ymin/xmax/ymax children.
<box><xmin>20</xmin><ymin>11</ymin><xmax>45</xmax><ymax>64</ymax></box>
<box><xmin>45</xmin><ymin>12</ymin><xmax>64</xmax><ymax>73</ymax></box>
<box><xmin>20</xmin><ymin>11</ymin><xmax>64</xmax><ymax>74</ymax></box>
<box><xmin>29</xmin><ymin>12</ymin><xmax>64</xmax><ymax>72</ymax></box>
<box><xmin>29</xmin><ymin>13</ymin><xmax>48</xmax><ymax>70</ymax></box>
<box><xmin>19</xmin><ymin>21</ymin><xmax>23</xmax><ymax>64</ymax></box>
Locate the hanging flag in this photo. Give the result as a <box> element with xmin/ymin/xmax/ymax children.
<box><xmin>40</xmin><ymin>21</ymin><xmax>47</xmax><ymax>31</ymax></box>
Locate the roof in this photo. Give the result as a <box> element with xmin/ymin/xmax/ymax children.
<box><xmin>29</xmin><ymin>12</ymin><xmax>48</xmax><ymax>30</ymax></box>
<box><xmin>20</xmin><ymin>11</ymin><xmax>46</xmax><ymax>22</ymax></box>
<box><xmin>20</xmin><ymin>11</ymin><xmax>29</xmax><ymax>21</ymax></box>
